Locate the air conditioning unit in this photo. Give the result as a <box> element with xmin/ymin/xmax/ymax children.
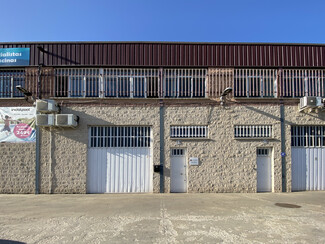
<box><xmin>299</xmin><ymin>96</ymin><xmax>324</xmax><ymax>112</ymax></box>
<box><xmin>36</xmin><ymin>99</ymin><xmax>59</xmax><ymax>113</ymax></box>
<box><xmin>36</xmin><ymin>114</ymin><xmax>55</xmax><ymax>127</ymax></box>
<box><xmin>55</xmin><ymin>114</ymin><xmax>79</xmax><ymax>127</ymax></box>
<box><xmin>300</xmin><ymin>96</ymin><xmax>317</xmax><ymax>110</ymax></box>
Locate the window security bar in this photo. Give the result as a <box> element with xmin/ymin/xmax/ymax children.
<box><xmin>163</xmin><ymin>69</ymin><xmax>207</xmax><ymax>98</ymax></box>
<box><xmin>234</xmin><ymin>125</ymin><xmax>273</xmax><ymax>138</ymax></box>
<box><xmin>170</xmin><ymin>126</ymin><xmax>208</xmax><ymax>138</ymax></box>
<box><xmin>291</xmin><ymin>126</ymin><xmax>325</xmax><ymax>147</ymax></box>
<box><xmin>0</xmin><ymin>70</ymin><xmax>25</xmax><ymax>98</ymax></box>
<box><xmin>89</xmin><ymin>126</ymin><xmax>151</xmax><ymax>148</ymax></box>
<box><xmin>171</xmin><ymin>148</ymin><xmax>185</xmax><ymax>156</ymax></box>
<box><xmin>280</xmin><ymin>69</ymin><xmax>325</xmax><ymax>98</ymax></box>
<box><xmin>234</xmin><ymin>69</ymin><xmax>277</xmax><ymax>98</ymax></box>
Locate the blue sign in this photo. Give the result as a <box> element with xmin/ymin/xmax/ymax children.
<box><xmin>0</xmin><ymin>48</ymin><xmax>30</xmax><ymax>66</ymax></box>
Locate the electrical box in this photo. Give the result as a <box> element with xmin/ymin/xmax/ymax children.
<box><xmin>189</xmin><ymin>157</ymin><xmax>199</xmax><ymax>166</ymax></box>
<box><xmin>36</xmin><ymin>114</ymin><xmax>55</xmax><ymax>127</ymax></box>
<box><xmin>36</xmin><ymin>99</ymin><xmax>59</xmax><ymax>114</ymax></box>
<box><xmin>55</xmin><ymin>114</ymin><xmax>78</xmax><ymax>127</ymax></box>
<box><xmin>154</xmin><ymin>165</ymin><xmax>161</xmax><ymax>173</ymax></box>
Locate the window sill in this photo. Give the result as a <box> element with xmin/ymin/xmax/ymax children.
<box><xmin>170</xmin><ymin>138</ymin><xmax>210</xmax><ymax>141</ymax></box>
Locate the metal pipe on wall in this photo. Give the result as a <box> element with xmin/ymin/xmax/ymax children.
<box><xmin>280</xmin><ymin>101</ymin><xmax>287</xmax><ymax>192</ymax></box>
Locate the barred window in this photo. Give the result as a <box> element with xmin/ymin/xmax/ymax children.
<box><xmin>234</xmin><ymin>125</ymin><xmax>273</xmax><ymax>138</ymax></box>
<box><xmin>170</xmin><ymin>126</ymin><xmax>208</xmax><ymax>138</ymax></box>
<box><xmin>164</xmin><ymin>69</ymin><xmax>206</xmax><ymax>98</ymax></box>
<box><xmin>291</xmin><ymin>126</ymin><xmax>325</xmax><ymax>147</ymax></box>
<box><xmin>89</xmin><ymin>126</ymin><xmax>151</xmax><ymax>148</ymax></box>
<box><xmin>0</xmin><ymin>70</ymin><xmax>25</xmax><ymax>98</ymax></box>
<box><xmin>171</xmin><ymin>149</ymin><xmax>185</xmax><ymax>156</ymax></box>
<box><xmin>280</xmin><ymin>69</ymin><xmax>325</xmax><ymax>98</ymax></box>
<box><xmin>234</xmin><ymin>69</ymin><xmax>277</xmax><ymax>98</ymax></box>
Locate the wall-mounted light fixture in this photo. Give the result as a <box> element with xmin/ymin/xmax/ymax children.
<box><xmin>16</xmin><ymin>85</ymin><xmax>35</xmax><ymax>102</ymax></box>
<box><xmin>220</xmin><ymin>87</ymin><xmax>233</xmax><ymax>105</ymax></box>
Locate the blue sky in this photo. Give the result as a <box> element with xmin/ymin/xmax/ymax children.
<box><xmin>1</xmin><ymin>0</ymin><xmax>324</xmax><ymax>43</ymax></box>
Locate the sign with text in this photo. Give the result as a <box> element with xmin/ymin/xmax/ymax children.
<box><xmin>0</xmin><ymin>48</ymin><xmax>30</xmax><ymax>66</ymax></box>
<box><xmin>0</xmin><ymin>107</ymin><xmax>36</xmax><ymax>142</ymax></box>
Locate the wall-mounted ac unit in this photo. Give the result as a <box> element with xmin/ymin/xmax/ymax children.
<box><xmin>299</xmin><ymin>96</ymin><xmax>324</xmax><ymax>112</ymax></box>
<box><xmin>36</xmin><ymin>114</ymin><xmax>55</xmax><ymax>127</ymax></box>
<box><xmin>36</xmin><ymin>99</ymin><xmax>59</xmax><ymax>114</ymax></box>
<box><xmin>55</xmin><ymin>114</ymin><xmax>78</xmax><ymax>127</ymax></box>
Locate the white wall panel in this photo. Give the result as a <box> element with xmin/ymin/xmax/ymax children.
<box><xmin>88</xmin><ymin>148</ymin><xmax>152</xmax><ymax>193</ymax></box>
<box><xmin>292</xmin><ymin>148</ymin><xmax>325</xmax><ymax>191</ymax></box>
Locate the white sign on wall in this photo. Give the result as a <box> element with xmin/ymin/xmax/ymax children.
<box><xmin>189</xmin><ymin>157</ymin><xmax>199</xmax><ymax>166</ymax></box>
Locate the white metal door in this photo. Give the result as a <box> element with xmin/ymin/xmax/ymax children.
<box><xmin>292</xmin><ymin>148</ymin><xmax>325</xmax><ymax>191</ymax></box>
<box><xmin>291</xmin><ymin>126</ymin><xmax>325</xmax><ymax>191</ymax></box>
<box><xmin>170</xmin><ymin>149</ymin><xmax>187</xmax><ymax>193</ymax></box>
<box><xmin>87</xmin><ymin>126</ymin><xmax>152</xmax><ymax>193</ymax></box>
<box><xmin>257</xmin><ymin>148</ymin><xmax>272</xmax><ymax>192</ymax></box>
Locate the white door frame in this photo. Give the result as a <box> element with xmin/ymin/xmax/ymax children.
<box><xmin>256</xmin><ymin>148</ymin><xmax>273</xmax><ymax>192</ymax></box>
<box><xmin>170</xmin><ymin>148</ymin><xmax>188</xmax><ymax>193</ymax></box>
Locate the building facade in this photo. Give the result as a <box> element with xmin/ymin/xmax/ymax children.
<box><xmin>0</xmin><ymin>42</ymin><xmax>324</xmax><ymax>194</ymax></box>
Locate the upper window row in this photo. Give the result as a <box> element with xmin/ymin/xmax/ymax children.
<box><xmin>0</xmin><ymin>68</ymin><xmax>324</xmax><ymax>98</ymax></box>
<box><xmin>55</xmin><ymin>68</ymin><xmax>206</xmax><ymax>98</ymax></box>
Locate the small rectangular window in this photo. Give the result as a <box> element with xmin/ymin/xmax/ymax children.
<box><xmin>171</xmin><ymin>149</ymin><xmax>185</xmax><ymax>156</ymax></box>
<box><xmin>89</xmin><ymin>126</ymin><xmax>151</xmax><ymax>148</ymax></box>
<box><xmin>234</xmin><ymin>125</ymin><xmax>272</xmax><ymax>138</ymax></box>
<box><xmin>257</xmin><ymin>148</ymin><xmax>270</xmax><ymax>156</ymax></box>
<box><xmin>170</xmin><ymin>126</ymin><xmax>208</xmax><ymax>138</ymax></box>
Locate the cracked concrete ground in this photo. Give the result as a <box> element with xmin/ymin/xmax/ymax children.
<box><xmin>0</xmin><ymin>192</ymin><xmax>324</xmax><ymax>244</ymax></box>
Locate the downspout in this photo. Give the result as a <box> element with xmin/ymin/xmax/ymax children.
<box><xmin>35</xmin><ymin>62</ymin><xmax>42</xmax><ymax>194</ymax></box>
<box><xmin>159</xmin><ymin>68</ymin><xmax>165</xmax><ymax>193</ymax></box>
<box><xmin>159</xmin><ymin>100</ymin><xmax>165</xmax><ymax>193</ymax></box>
<box><xmin>280</xmin><ymin>100</ymin><xmax>287</xmax><ymax>192</ymax></box>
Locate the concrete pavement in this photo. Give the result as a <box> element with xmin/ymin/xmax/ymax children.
<box><xmin>0</xmin><ymin>192</ymin><xmax>324</xmax><ymax>243</ymax></box>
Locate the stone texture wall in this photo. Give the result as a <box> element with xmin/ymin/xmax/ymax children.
<box><xmin>164</xmin><ymin>105</ymin><xmax>282</xmax><ymax>193</ymax></box>
<box><xmin>1</xmin><ymin>101</ymin><xmax>324</xmax><ymax>194</ymax></box>
<box><xmin>0</xmin><ymin>143</ymin><xmax>35</xmax><ymax>193</ymax></box>
<box><xmin>38</xmin><ymin>105</ymin><xmax>161</xmax><ymax>194</ymax></box>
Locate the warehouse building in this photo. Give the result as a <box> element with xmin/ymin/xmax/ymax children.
<box><xmin>0</xmin><ymin>41</ymin><xmax>324</xmax><ymax>194</ymax></box>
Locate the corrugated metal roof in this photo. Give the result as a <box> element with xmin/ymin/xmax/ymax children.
<box><xmin>0</xmin><ymin>42</ymin><xmax>324</xmax><ymax>67</ymax></box>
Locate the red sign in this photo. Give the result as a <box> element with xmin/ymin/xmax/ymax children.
<box><xmin>13</xmin><ymin>123</ymin><xmax>32</xmax><ymax>139</ymax></box>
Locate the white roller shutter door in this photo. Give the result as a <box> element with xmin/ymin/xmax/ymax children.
<box><xmin>87</xmin><ymin>126</ymin><xmax>152</xmax><ymax>193</ymax></box>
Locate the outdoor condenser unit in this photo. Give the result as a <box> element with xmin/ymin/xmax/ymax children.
<box><xmin>55</xmin><ymin>114</ymin><xmax>79</xmax><ymax>128</ymax></box>
<box><xmin>36</xmin><ymin>114</ymin><xmax>55</xmax><ymax>127</ymax></box>
<box><xmin>299</xmin><ymin>96</ymin><xmax>324</xmax><ymax>111</ymax></box>
<box><xmin>36</xmin><ymin>99</ymin><xmax>59</xmax><ymax>114</ymax></box>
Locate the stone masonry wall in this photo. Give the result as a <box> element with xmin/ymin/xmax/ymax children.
<box><xmin>39</xmin><ymin>105</ymin><xmax>161</xmax><ymax>194</ymax></box>
<box><xmin>0</xmin><ymin>143</ymin><xmax>35</xmax><ymax>193</ymax></box>
<box><xmin>1</xmin><ymin>102</ymin><xmax>324</xmax><ymax>194</ymax></box>
<box><xmin>164</xmin><ymin>105</ymin><xmax>282</xmax><ymax>193</ymax></box>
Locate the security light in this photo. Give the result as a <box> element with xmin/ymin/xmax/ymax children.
<box><xmin>16</xmin><ymin>85</ymin><xmax>33</xmax><ymax>97</ymax></box>
<box><xmin>221</xmin><ymin>87</ymin><xmax>233</xmax><ymax>96</ymax></box>
<box><xmin>220</xmin><ymin>87</ymin><xmax>233</xmax><ymax>106</ymax></box>
<box><xmin>16</xmin><ymin>85</ymin><xmax>35</xmax><ymax>102</ymax></box>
